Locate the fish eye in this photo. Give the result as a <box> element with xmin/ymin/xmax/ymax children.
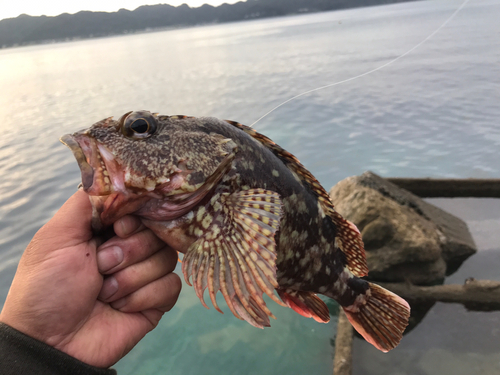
<box><xmin>130</xmin><ymin>118</ymin><xmax>150</xmax><ymax>133</ymax></box>
<box><xmin>121</xmin><ymin>111</ymin><xmax>158</xmax><ymax>139</ymax></box>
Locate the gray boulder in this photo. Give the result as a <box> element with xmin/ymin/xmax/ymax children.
<box><xmin>329</xmin><ymin>172</ymin><xmax>477</xmax><ymax>285</ymax></box>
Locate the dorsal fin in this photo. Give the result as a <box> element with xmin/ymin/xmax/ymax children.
<box><xmin>224</xmin><ymin>120</ymin><xmax>335</xmax><ymax>204</ymax></box>
<box><xmin>329</xmin><ymin>212</ymin><xmax>368</xmax><ymax>277</ymax></box>
<box><xmin>224</xmin><ymin>120</ymin><xmax>369</xmax><ymax>277</ymax></box>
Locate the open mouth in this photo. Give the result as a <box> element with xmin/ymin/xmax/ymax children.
<box><xmin>60</xmin><ymin>133</ymin><xmax>120</xmax><ymax>196</ymax></box>
<box><xmin>60</xmin><ymin>128</ymin><xmax>226</xmax><ymax>231</ymax></box>
<box><xmin>60</xmin><ymin>134</ymin><xmax>95</xmax><ymax>192</ymax></box>
<box><xmin>61</xmin><ymin>132</ymin><xmax>129</xmax><ymax>231</ymax></box>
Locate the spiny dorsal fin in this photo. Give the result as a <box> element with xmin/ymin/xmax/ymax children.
<box><xmin>224</xmin><ymin>120</ymin><xmax>333</xmax><ymax>205</ymax></box>
<box><xmin>224</xmin><ymin>120</ymin><xmax>369</xmax><ymax>277</ymax></box>
<box><xmin>330</xmin><ymin>212</ymin><xmax>368</xmax><ymax>277</ymax></box>
<box><xmin>169</xmin><ymin>115</ymin><xmax>195</xmax><ymax>119</ymax></box>
<box><xmin>182</xmin><ymin>188</ymin><xmax>286</xmax><ymax>328</ymax></box>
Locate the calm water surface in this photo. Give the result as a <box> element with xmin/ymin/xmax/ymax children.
<box><xmin>0</xmin><ymin>0</ymin><xmax>499</xmax><ymax>374</ymax></box>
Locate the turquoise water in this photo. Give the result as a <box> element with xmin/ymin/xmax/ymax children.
<box><xmin>0</xmin><ymin>0</ymin><xmax>499</xmax><ymax>373</ymax></box>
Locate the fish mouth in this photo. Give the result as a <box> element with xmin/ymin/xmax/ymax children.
<box><xmin>61</xmin><ymin>132</ymin><xmax>129</xmax><ymax>232</ymax></box>
<box><xmin>60</xmin><ymin>134</ymin><xmax>95</xmax><ymax>192</ymax></box>
<box><xmin>60</xmin><ymin>132</ymin><xmax>122</xmax><ymax>196</ymax></box>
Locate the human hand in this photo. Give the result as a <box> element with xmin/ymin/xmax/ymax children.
<box><xmin>0</xmin><ymin>190</ymin><xmax>181</xmax><ymax>368</ymax></box>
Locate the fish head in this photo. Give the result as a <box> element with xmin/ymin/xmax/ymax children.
<box><xmin>61</xmin><ymin>110</ymin><xmax>236</xmax><ymax>231</ymax></box>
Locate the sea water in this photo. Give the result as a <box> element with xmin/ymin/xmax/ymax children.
<box><xmin>0</xmin><ymin>1</ymin><xmax>499</xmax><ymax>374</ymax></box>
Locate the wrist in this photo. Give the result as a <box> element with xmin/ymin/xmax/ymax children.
<box><xmin>0</xmin><ymin>323</ymin><xmax>116</xmax><ymax>375</ymax></box>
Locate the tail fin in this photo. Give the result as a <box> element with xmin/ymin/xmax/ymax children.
<box><xmin>342</xmin><ymin>283</ymin><xmax>410</xmax><ymax>352</ymax></box>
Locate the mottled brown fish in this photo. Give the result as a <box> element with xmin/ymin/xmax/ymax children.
<box><xmin>61</xmin><ymin>110</ymin><xmax>410</xmax><ymax>351</ymax></box>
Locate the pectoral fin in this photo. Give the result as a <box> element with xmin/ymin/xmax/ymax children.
<box><xmin>182</xmin><ymin>189</ymin><xmax>286</xmax><ymax>328</ymax></box>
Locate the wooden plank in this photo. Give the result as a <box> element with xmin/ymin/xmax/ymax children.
<box><xmin>333</xmin><ymin>310</ymin><xmax>353</xmax><ymax>375</ymax></box>
<box><xmin>378</xmin><ymin>279</ymin><xmax>500</xmax><ymax>311</ymax></box>
<box><xmin>386</xmin><ymin>178</ymin><xmax>500</xmax><ymax>198</ymax></box>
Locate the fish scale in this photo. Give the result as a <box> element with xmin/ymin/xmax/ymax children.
<box><xmin>61</xmin><ymin>110</ymin><xmax>410</xmax><ymax>352</ymax></box>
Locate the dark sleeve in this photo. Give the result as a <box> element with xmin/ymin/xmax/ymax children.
<box><xmin>0</xmin><ymin>323</ymin><xmax>117</xmax><ymax>375</ymax></box>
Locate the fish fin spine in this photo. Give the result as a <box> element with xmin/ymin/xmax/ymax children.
<box><xmin>277</xmin><ymin>288</ymin><xmax>330</xmax><ymax>323</ymax></box>
<box><xmin>223</xmin><ymin>120</ymin><xmax>368</xmax><ymax>276</ymax></box>
<box><xmin>223</xmin><ymin>120</ymin><xmax>332</xmax><ymax>204</ymax></box>
<box><xmin>182</xmin><ymin>188</ymin><xmax>285</xmax><ymax>328</ymax></box>
<box><xmin>331</xmin><ymin>211</ymin><xmax>369</xmax><ymax>277</ymax></box>
<box><xmin>342</xmin><ymin>282</ymin><xmax>410</xmax><ymax>352</ymax></box>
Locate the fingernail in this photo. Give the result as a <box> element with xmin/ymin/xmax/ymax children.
<box><xmin>117</xmin><ymin>216</ymin><xmax>141</xmax><ymax>237</ymax></box>
<box><xmin>99</xmin><ymin>276</ymin><xmax>119</xmax><ymax>300</ymax></box>
<box><xmin>118</xmin><ymin>217</ymin><xmax>131</xmax><ymax>237</ymax></box>
<box><xmin>97</xmin><ymin>246</ymin><xmax>123</xmax><ymax>272</ymax></box>
<box><xmin>111</xmin><ymin>297</ymin><xmax>126</xmax><ymax>310</ymax></box>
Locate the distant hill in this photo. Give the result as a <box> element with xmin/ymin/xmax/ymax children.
<box><xmin>0</xmin><ymin>0</ymin><xmax>420</xmax><ymax>49</ymax></box>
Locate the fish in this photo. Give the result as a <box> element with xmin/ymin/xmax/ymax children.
<box><xmin>61</xmin><ymin>110</ymin><xmax>410</xmax><ymax>352</ymax></box>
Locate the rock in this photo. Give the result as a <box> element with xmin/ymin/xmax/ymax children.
<box><xmin>329</xmin><ymin>172</ymin><xmax>477</xmax><ymax>285</ymax></box>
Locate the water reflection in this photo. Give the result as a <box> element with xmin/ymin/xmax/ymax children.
<box><xmin>352</xmin><ymin>198</ymin><xmax>500</xmax><ymax>374</ymax></box>
<box><xmin>0</xmin><ymin>1</ymin><xmax>499</xmax><ymax>374</ymax></box>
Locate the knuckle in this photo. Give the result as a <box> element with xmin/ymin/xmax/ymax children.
<box><xmin>164</xmin><ymin>273</ymin><xmax>182</xmax><ymax>299</ymax></box>
<box><xmin>115</xmin><ymin>215</ymin><xmax>141</xmax><ymax>237</ymax></box>
<box><xmin>161</xmin><ymin>247</ymin><xmax>179</xmax><ymax>272</ymax></box>
<box><xmin>121</xmin><ymin>230</ymin><xmax>162</xmax><ymax>264</ymax></box>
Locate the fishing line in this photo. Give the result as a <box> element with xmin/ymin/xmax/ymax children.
<box><xmin>251</xmin><ymin>0</ymin><xmax>470</xmax><ymax>128</ymax></box>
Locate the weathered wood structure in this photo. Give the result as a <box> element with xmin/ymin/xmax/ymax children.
<box><xmin>331</xmin><ymin>176</ymin><xmax>499</xmax><ymax>375</ymax></box>
<box><xmin>333</xmin><ymin>311</ymin><xmax>353</xmax><ymax>375</ymax></box>
<box><xmin>386</xmin><ymin>178</ymin><xmax>500</xmax><ymax>198</ymax></box>
<box><xmin>379</xmin><ymin>279</ymin><xmax>500</xmax><ymax>311</ymax></box>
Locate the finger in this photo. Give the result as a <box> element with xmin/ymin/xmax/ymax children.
<box><xmin>97</xmin><ymin>228</ymin><xmax>166</xmax><ymax>274</ymax></box>
<box><xmin>111</xmin><ymin>273</ymin><xmax>182</xmax><ymax>313</ymax></box>
<box><xmin>99</xmin><ymin>246</ymin><xmax>178</xmax><ymax>302</ymax></box>
<box><xmin>113</xmin><ymin>216</ymin><xmax>146</xmax><ymax>239</ymax></box>
<box><xmin>38</xmin><ymin>191</ymin><xmax>93</xmax><ymax>248</ymax></box>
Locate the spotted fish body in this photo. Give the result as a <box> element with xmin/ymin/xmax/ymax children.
<box><xmin>61</xmin><ymin>111</ymin><xmax>410</xmax><ymax>352</ymax></box>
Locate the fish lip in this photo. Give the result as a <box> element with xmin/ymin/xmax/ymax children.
<box><xmin>60</xmin><ymin>133</ymin><xmax>95</xmax><ymax>191</ymax></box>
<box><xmin>60</xmin><ymin>132</ymin><xmax>113</xmax><ymax>232</ymax></box>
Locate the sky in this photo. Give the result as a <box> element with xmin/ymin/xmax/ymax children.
<box><xmin>0</xmin><ymin>1</ymin><xmax>241</xmax><ymax>21</ymax></box>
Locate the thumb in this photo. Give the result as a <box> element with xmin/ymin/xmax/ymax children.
<box><xmin>35</xmin><ymin>190</ymin><xmax>93</xmax><ymax>250</ymax></box>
